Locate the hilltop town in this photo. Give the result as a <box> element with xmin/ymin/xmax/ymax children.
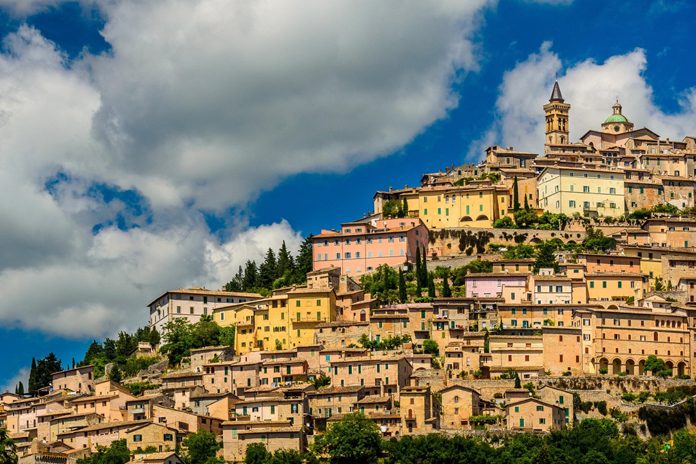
<box><xmin>4</xmin><ymin>83</ymin><xmax>696</xmax><ymax>462</ymax></box>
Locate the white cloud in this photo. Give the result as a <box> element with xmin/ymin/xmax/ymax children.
<box><xmin>474</xmin><ymin>43</ymin><xmax>696</xmax><ymax>157</ymax></box>
<box><xmin>84</xmin><ymin>0</ymin><xmax>493</xmax><ymax>209</ymax></box>
<box><xmin>0</xmin><ymin>1</ymin><xmax>495</xmax><ymax>337</ymax></box>
<box><xmin>2</xmin><ymin>367</ymin><xmax>28</xmax><ymax>393</ymax></box>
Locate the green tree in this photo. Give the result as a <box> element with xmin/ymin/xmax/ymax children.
<box><xmin>34</xmin><ymin>353</ymin><xmax>62</xmax><ymax>392</ymax></box>
<box><xmin>182</xmin><ymin>430</ymin><xmax>223</xmax><ymax>464</ymax></box>
<box><xmin>427</xmin><ymin>272</ymin><xmax>436</xmax><ymax>298</ymax></box>
<box><xmin>15</xmin><ymin>381</ymin><xmax>24</xmax><ymax>395</ymax></box>
<box><xmin>423</xmin><ymin>339</ymin><xmax>439</xmax><ymax>356</ymax></box>
<box><xmin>383</xmin><ymin>199</ymin><xmax>405</xmax><ymax>218</ymax></box>
<box><xmin>242</xmin><ymin>260</ymin><xmax>259</xmax><ymax>291</ymax></box>
<box><xmin>160</xmin><ymin>318</ymin><xmax>194</xmax><ymax>366</ymax></box>
<box><xmin>644</xmin><ymin>355</ymin><xmax>670</xmax><ymax>377</ymax></box>
<box><xmin>293</xmin><ymin>236</ymin><xmax>313</xmax><ymax>284</ymax></box>
<box><xmin>582</xmin><ymin>227</ymin><xmax>617</xmax><ymax>252</ymax></box>
<box><xmin>415</xmin><ymin>245</ymin><xmax>422</xmax><ymax>291</ymax></box>
<box><xmin>441</xmin><ymin>272</ymin><xmax>452</xmax><ymax>297</ymax></box>
<box><xmin>402</xmin><ymin>197</ymin><xmax>408</xmax><ymax>217</ymax></box>
<box><xmin>514</xmin><ymin>208</ymin><xmax>539</xmax><ymax>228</ymax></box>
<box><xmin>28</xmin><ymin>357</ymin><xmax>37</xmax><ymax>394</ymax></box>
<box><xmin>276</xmin><ymin>241</ymin><xmax>295</xmax><ymax>279</ymax></box>
<box><xmin>190</xmin><ymin>315</ymin><xmax>221</xmax><ymax>348</ymax></box>
<box><xmin>398</xmin><ymin>268</ymin><xmax>407</xmax><ymax>303</ymax></box>
<box><xmin>244</xmin><ymin>443</ymin><xmax>270</xmax><ymax>464</ymax></box>
<box><xmin>503</xmin><ymin>244</ymin><xmax>536</xmax><ymax>259</ymax></box>
<box><xmin>419</xmin><ymin>245</ymin><xmax>429</xmax><ymax>288</ymax></box>
<box><xmin>513</xmin><ymin>176</ymin><xmax>520</xmax><ymax>211</ymax></box>
<box><xmin>514</xmin><ymin>372</ymin><xmax>521</xmax><ymax>389</ymax></box>
<box><xmin>314</xmin><ymin>413</ymin><xmax>381</xmax><ymax>464</ymax></box>
<box><xmin>534</xmin><ymin>241</ymin><xmax>559</xmax><ymax>272</ymax></box>
<box><xmin>109</xmin><ymin>364</ymin><xmax>122</xmax><ymax>383</ymax></box>
<box><xmin>0</xmin><ymin>428</ymin><xmax>17</xmax><ymax>464</ymax></box>
<box><xmin>258</xmin><ymin>248</ymin><xmax>278</xmax><ymax>289</ymax></box>
<box><xmin>493</xmin><ymin>216</ymin><xmax>515</xmax><ymax>228</ymax></box>
<box><xmin>224</xmin><ymin>265</ymin><xmax>245</xmax><ymax>292</ymax></box>
<box><xmin>76</xmin><ymin>439</ymin><xmax>130</xmax><ymax>464</ymax></box>
<box><xmin>524</xmin><ymin>194</ymin><xmax>530</xmax><ymax>211</ymax></box>
<box><xmin>219</xmin><ymin>326</ymin><xmax>235</xmax><ymax>347</ymax></box>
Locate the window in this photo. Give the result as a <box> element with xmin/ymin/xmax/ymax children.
<box><xmin>583</xmin><ymin>186</ymin><xmax>589</xmax><ymax>193</ymax></box>
<box><xmin>164</xmin><ymin>434</ymin><xmax>173</xmax><ymax>441</ymax></box>
<box><xmin>569</xmin><ymin>200</ymin><xmax>576</xmax><ymax>208</ymax></box>
<box><xmin>133</xmin><ymin>434</ymin><xmax>142</xmax><ymax>442</ymax></box>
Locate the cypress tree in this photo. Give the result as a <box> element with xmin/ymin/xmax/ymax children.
<box><xmin>419</xmin><ymin>245</ymin><xmax>429</xmax><ymax>288</ymax></box>
<box><xmin>513</xmin><ymin>176</ymin><xmax>520</xmax><ymax>211</ymax></box>
<box><xmin>402</xmin><ymin>197</ymin><xmax>408</xmax><ymax>217</ymax></box>
<box><xmin>414</xmin><ymin>246</ymin><xmax>422</xmax><ymax>295</ymax></box>
<box><xmin>28</xmin><ymin>357</ymin><xmax>37</xmax><ymax>394</ymax></box>
<box><xmin>398</xmin><ymin>269</ymin><xmax>407</xmax><ymax>303</ymax></box>
<box><xmin>442</xmin><ymin>273</ymin><xmax>452</xmax><ymax>298</ymax></box>
<box><xmin>524</xmin><ymin>195</ymin><xmax>530</xmax><ymax>211</ymax></box>
<box><xmin>427</xmin><ymin>272</ymin><xmax>436</xmax><ymax>298</ymax></box>
<box><xmin>16</xmin><ymin>382</ymin><xmax>24</xmax><ymax>395</ymax></box>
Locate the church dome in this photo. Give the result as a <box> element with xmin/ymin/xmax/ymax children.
<box><xmin>603</xmin><ymin>113</ymin><xmax>629</xmax><ymax>124</ymax></box>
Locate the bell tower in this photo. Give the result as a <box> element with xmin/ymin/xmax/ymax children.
<box><xmin>543</xmin><ymin>81</ymin><xmax>571</xmax><ymax>146</ymax></box>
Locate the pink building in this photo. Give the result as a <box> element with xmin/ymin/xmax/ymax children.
<box><xmin>312</xmin><ymin>218</ymin><xmax>429</xmax><ymax>277</ymax></box>
<box><xmin>464</xmin><ymin>273</ymin><xmax>529</xmax><ymax>302</ymax></box>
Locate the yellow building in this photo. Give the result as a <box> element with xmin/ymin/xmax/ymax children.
<box><xmin>286</xmin><ymin>287</ymin><xmax>336</xmax><ymax>348</ymax></box>
<box><xmin>585</xmin><ymin>272</ymin><xmax>644</xmax><ymax>304</ymax></box>
<box><xmin>214</xmin><ymin>279</ymin><xmax>337</xmax><ymax>354</ymax></box>
<box><xmin>537</xmin><ymin>166</ymin><xmax>625</xmax><ymax>217</ymax></box>
<box><xmin>417</xmin><ymin>184</ymin><xmax>509</xmax><ymax>229</ymax></box>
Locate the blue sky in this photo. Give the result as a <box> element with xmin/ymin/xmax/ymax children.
<box><xmin>1</xmin><ymin>0</ymin><xmax>695</xmax><ymax>389</ymax></box>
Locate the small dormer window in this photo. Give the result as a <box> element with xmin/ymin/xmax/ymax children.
<box><xmin>614</xmin><ymin>125</ymin><xmax>620</xmax><ymax>132</ymax></box>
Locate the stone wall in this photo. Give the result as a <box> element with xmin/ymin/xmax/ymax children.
<box><xmin>428</xmin><ymin>228</ymin><xmax>587</xmax><ymax>258</ymax></box>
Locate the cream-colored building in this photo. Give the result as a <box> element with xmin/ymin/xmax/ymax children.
<box><xmin>537</xmin><ymin>165</ymin><xmax>625</xmax><ymax>217</ymax></box>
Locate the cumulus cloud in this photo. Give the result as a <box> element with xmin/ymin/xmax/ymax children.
<box><xmin>87</xmin><ymin>0</ymin><xmax>492</xmax><ymax>209</ymax></box>
<box><xmin>473</xmin><ymin>42</ymin><xmax>696</xmax><ymax>157</ymax></box>
<box><xmin>0</xmin><ymin>1</ymin><xmax>494</xmax><ymax>337</ymax></box>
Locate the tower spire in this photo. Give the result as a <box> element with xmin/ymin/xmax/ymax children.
<box><xmin>550</xmin><ymin>81</ymin><xmax>564</xmax><ymax>102</ymax></box>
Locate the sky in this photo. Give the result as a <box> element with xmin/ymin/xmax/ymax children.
<box><xmin>1</xmin><ymin>0</ymin><xmax>695</xmax><ymax>390</ymax></box>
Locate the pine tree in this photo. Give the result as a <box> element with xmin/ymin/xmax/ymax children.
<box><xmin>442</xmin><ymin>273</ymin><xmax>452</xmax><ymax>297</ymax></box>
<box><xmin>513</xmin><ymin>176</ymin><xmax>520</xmax><ymax>211</ymax></box>
<box><xmin>427</xmin><ymin>272</ymin><xmax>436</xmax><ymax>298</ymax></box>
<box><xmin>258</xmin><ymin>248</ymin><xmax>278</xmax><ymax>289</ymax></box>
<box><xmin>16</xmin><ymin>382</ymin><xmax>24</xmax><ymax>395</ymax></box>
<box><xmin>293</xmin><ymin>236</ymin><xmax>313</xmax><ymax>283</ymax></box>
<box><xmin>276</xmin><ymin>241</ymin><xmax>294</xmax><ymax>279</ymax></box>
<box><xmin>224</xmin><ymin>265</ymin><xmax>244</xmax><ymax>292</ymax></box>
<box><xmin>398</xmin><ymin>269</ymin><xmax>407</xmax><ymax>303</ymax></box>
<box><xmin>28</xmin><ymin>357</ymin><xmax>37</xmax><ymax>394</ymax></box>
<box><xmin>242</xmin><ymin>260</ymin><xmax>258</xmax><ymax>291</ymax></box>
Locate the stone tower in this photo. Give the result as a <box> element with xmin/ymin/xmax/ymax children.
<box><xmin>543</xmin><ymin>81</ymin><xmax>571</xmax><ymax>145</ymax></box>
